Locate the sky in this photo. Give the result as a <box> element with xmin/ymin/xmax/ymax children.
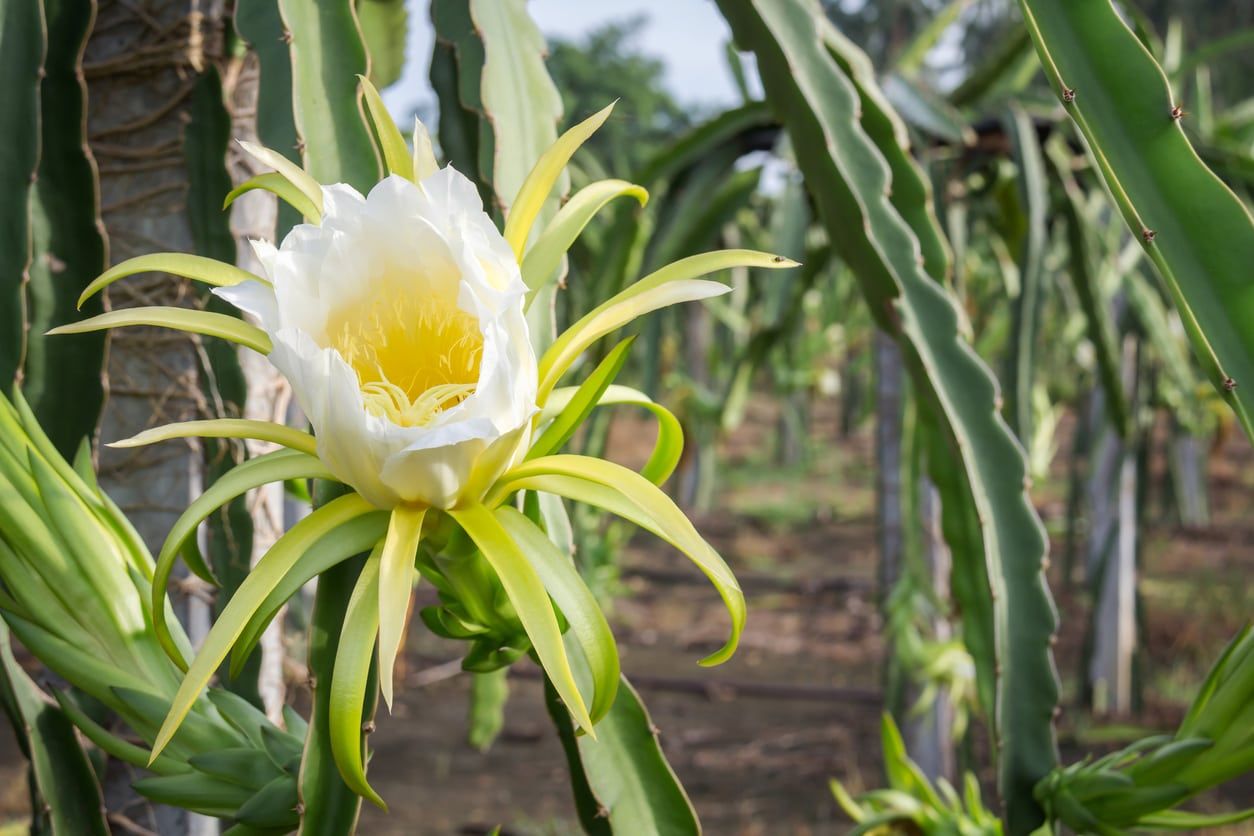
<box><xmin>381</xmin><ymin>0</ymin><xmax>748</xmax><ymax>121</ymax></box>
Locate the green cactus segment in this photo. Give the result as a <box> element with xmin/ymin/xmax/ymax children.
<box><xmin>1049</xmin><ymin>147</ymin><xmax>1130</xmax><ymax>438</ymax></box>
<box><xmin>1017</xmin><ymin>0</ymin><xmax>1254</xmax><ymax>439</ymax></box>
<box><xmin>823</xmin><ymin>24</ymin><xmax>951</xmax><ymax>287</ymax></box>
<box><xmin>235</xmin><ymin>0</ymin><xmax>303</xmax><ymax>237</ymax></box>
<box><xmin>1002</xmin><ymin>104</ymin><xmax>1048</xmax><ymax>443</ymax></box>
<box><xmin>545</xmin><ymin>673</ymin><xmax>701</xmax><ymax>835</ymax></box>
<box><xmin>432</xmin><ymin>0</ymin><xmax>566</xmax><ymax>218</ymax></box>
<box><xmin>277</xmin><ymin>0</ymin><xmax>379</xmax><ymax>192</ymax></box>
<box><xmin>21</xmin><ymin>0</ymin><xmax>107</xmax><ymax>458</ymax></box>
<box><xmin>822</xmin><ymin>19</ymin><xmax>1000</xmax><ymax>718</ymax></box>
<box><xmin>715</xmin><ymin>1</ymin><xmax>1059</xmax><ymax>831</ymax></box>
<box><xmin>357</xmin><ymin>0</ymin><xmax>408</xmax><ymax>89</ymax></box>
<box><xmin>0</xmin><ymin>0</ymin><xmax>43</xmax><ymax>391</ymax></box>
<box><xmin>0</xmin><ymin>622</ymin><xmax>109</xmax><ymax>836</ymax></box>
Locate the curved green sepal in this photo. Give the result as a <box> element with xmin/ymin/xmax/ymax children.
<box><xmin>448</xmin><ymin>503</ymin><xmax>594</xmax><ymax>735</ymax></box>
<box><xmin>77</xmin><ymin>253</ymin><xmax>267</xmax><ymax>309</ymax></box>
<box><xmin>49</xmin><ymin>307</ymin><xmax>273</xmax><ymax>355</ymax></box>
<box><xmin>224</xmin><ymin>172</ymin><xmax>321</xmax><ymax>223</ymax></box>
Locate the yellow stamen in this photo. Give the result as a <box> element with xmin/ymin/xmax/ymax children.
<box><xmin>327</xmin><ymin>283</ymin><xmax>483</xmax><ymax>427</ymax></box>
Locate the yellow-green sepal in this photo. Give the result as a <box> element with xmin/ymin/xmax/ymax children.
<box><xmin>489</xmin><ymin>455</ymin><xmax>744</xmax><ymax>667</ymax></box>
<box><xmin>224</xmin><ymin>172</ymin><xmax>321</xmax><ymax>222</ymax></box>
<box><xmin>503</xmin><ymin>102</ymin><xmax>615</xmax><ymax>260</ymax></box>
<box><xmin>49</xmin><ymin>307</ymin><xmax>272</xmax><ymax>355</ymax></box>
<box><xmin>520</xmin><ymin>178</ymin><xmax>648</xmax><ymax>300</ymax></box>
<box><xmin>148</xmin><ymin>494</ymin><xmax>376</xmax><ymax>763</ymax></box>
<box><xmin>77</xmin><ymin>253</ymin><xmax>267</xmax><ymax>308</ymax></box>
<box><xmin>377</xmin><ymin>504</ymin><xmax>427</xmax><ymax>709</ymax></box>
<box><xmin>449</xmin><ymin>503</ymin><xmax>595</xmax><ymax>736</ymax></box>
<box><xmin>107</xmin><ymin>418</ymin><xmax>318</xmax><ymax>457</ymax></box>
<box><xmin>328</xmin><ymin>543</ymin><xmax>388</xmax><ymax>809</ymax></box>
<box><xmin>358</xmin><ymin>75</ymin><xmax>415</xmax><ymax>182</ymax></box>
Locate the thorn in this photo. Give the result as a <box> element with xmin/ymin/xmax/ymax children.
<box><xmin>306</xmin><ymin>674</ymin><xmax>317</xmax><ymax>690</ymax></box>
<box><xmin>362</xmin><ymin>721</ymin><xmax>376</xmax><ymax>734</ymax></box>
<box><xmin>1053</xmin><ymin>705</ymin><xmax>1063</xmax><ymax>720</ymax></box>
<box><xmin>1041</xmin><ymin>557</ymin><xmax>1051</xmax><ymax>572</ymax></box>
<box><xmin>280</xmin><ymin>29</ymin><xmax>293</xmax><ymax>44</ymax></box>
<box><xmin>1222</xmin><ymin>377</ymin><xmax>1237</xmax><ymax>392</ymax></box>
<box><xmin>596</xmin><ymin>805</ymin><xmax>610</xmax><ymax>819</ymax></box>
<box><xmin>1141</xmin><ymin>227</ymin><xmax>1156</xmax><ymax>243</ymax></box>
<box><xmin>1023</xmin><ymin>474</ymin><xmax>1033</xmax><ymax>491</ymax></box>
<box><xmin>1049</xmin><ymin>633</ymin><xmax>1059</xmax><ymax>647</ymax></box>
<box><xmin>295</xmin><ymin>802</ymin><xmax>305</xmax><ymax>816</ymax></box>
<box><xmin>649</xmin><ymin>723</ymin><xmax>661</xmax><ymax>736</ymax></box>
<box><xmin>1061</xmin><ymin>87</ymin><xmax>1076</xmax><ymax>103</ymax></box>
<box><xmin>1170</xmin><ymin>105</ymin><xmax>1185</xmax><ymax>120</ymax></box>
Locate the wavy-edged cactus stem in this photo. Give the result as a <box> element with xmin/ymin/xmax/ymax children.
<box><xmin>1016</xmin><ymin>0</ymin><xmax>1254</xmax><ymax>439</ymax></box>
<box><xmin>0</xmin><ymin>0</ymin><xmax>43</xmax><ymax>390</ymax></box>
<box><xmin>22</xmin><ymin>0</ymin><xmax>108</xmax><ymax>458</ymax></box>
<box><xmin>715</xmin><ymin>2</ymin><xmax>1060</xmax><ymax>831</ymax></box>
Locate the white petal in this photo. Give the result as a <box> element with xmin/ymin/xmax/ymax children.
<box><xmin>212</xmin><ymin>280</ymin><xmax>279</xmax><ymax>329</ymax></box>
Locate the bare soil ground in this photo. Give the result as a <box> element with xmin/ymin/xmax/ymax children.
<box><xmin>1</xmin><ymin>397</ymin><xmax>1251</xmax><ymax>834</ymax></box>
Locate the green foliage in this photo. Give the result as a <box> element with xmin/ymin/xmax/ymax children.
<box><xmin>715</xmin><ymin>3</ymin><xmax>1059</xmax><ymax>830</ymax></box>
<box><xmin>1018</xmin><ymin>0</ymin><xmax>1254</xmax><ymax>438</ymax></box>
<box><xmin>0</xmin><ymin>622</ymin><xmax>108</xmax><ymax>836</ymax></box>
<box><xmin>1036</xmin><ymin>626</ymin><xmax>1254</xmax><ymax>833</ymax></box>
<box><xmin>0</xmin><ymin>392</ymin><xmax>305</xmax><ymax>830</ymax></box>
<box><xmin>831</xmin><ymin>714</ymin><xmax>1002</xmax><ymax>836</ymax></box>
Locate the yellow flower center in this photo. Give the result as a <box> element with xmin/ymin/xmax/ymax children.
<box><xmin>327</xmin><ymin>283</ymin><xmax>483</xmax><ymax>427</ymax></box>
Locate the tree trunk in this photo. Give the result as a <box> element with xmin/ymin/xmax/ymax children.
<box><xmin>86</xmin><ymin>3</ymin><xmax>223</xmax><ymax>832</ymax></box>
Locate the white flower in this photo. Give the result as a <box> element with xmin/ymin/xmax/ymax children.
<box><xmin>216</xmin><ymin>169</ymin><xmax>537</xmax><ymax>510</ymax></box>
